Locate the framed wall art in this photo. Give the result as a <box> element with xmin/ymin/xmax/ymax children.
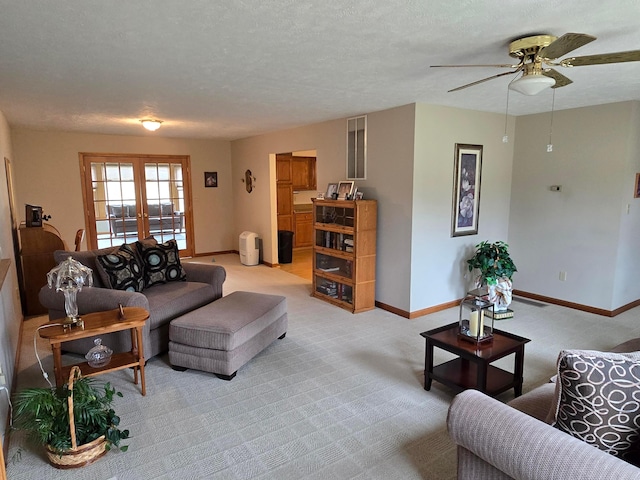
<box><xmin>451</xmin><ymin>143</ymin><xmax>483</xmax><ymax>237</ymax></box>
<box><xmin>635</xmin><ymin>173</ymin><xmax>640</xmax><ymax>198</ymax></box>
<box><xmin>204</xmin><ymin>172</ymin><xmax>218</xmax><ymax>188</ymax></box>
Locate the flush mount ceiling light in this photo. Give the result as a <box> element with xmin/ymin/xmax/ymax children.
<box><xmin>140</xmin><ymin>119</ymin><xmax>163</xmax><ymax>131</ymax></box>
<box><xmin>509</xmin><ymin>73</ymin><xmax>556</xmax><ymax>95</ymax></box>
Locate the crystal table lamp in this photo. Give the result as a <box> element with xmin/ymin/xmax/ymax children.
<box><xmin>47</xmin><ymin>256</ymin><xmax>93</xmax><ymax>327</ymax></box>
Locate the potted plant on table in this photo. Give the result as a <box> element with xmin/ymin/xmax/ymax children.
<box><xmin>13</xmin><ymin>366</ymin><xmax>129</xmax><ymax>469</ymax></box>
<box><xmin>466</xmin><ymin>240</ymin><xmax>517</xmax><ymax>312</ymax></box>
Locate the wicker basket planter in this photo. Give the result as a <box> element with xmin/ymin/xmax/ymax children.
<box><xmin>14</xmin><ymin>365</ymin><xmax>129</xmax><ymax>469</ymax></box>
<box><xmin>45</xmin><ymin>435</ymin><xmax>107</xmax><ymax>469</ymax></box>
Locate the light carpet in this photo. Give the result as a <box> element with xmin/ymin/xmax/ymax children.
<box><xmin>7</xmin><ymin>254</ymin><xmax>640</xmax><ymax>479</ymax></box>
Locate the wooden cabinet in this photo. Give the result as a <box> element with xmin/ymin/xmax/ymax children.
<box><xmin>277</xmin><ymin>183</ymin><xmax>293</xmax><ymax>231</ymax></box>
<box><xmin>292</xmin><ymin>157</ymin><xmax>316</xmax><ymax>191</ymax></box>
<box><xmin>19</xmin><ymin>224</ymin><xmax>66</xmax><ymax>316</ymax></box>
<box><xmin>312</xmin><ymin>199</ymin><xmax>377</xmax><ymax>313</ymax></box>
<box><xmin>276</xmin><ymin>156</ymin><xmax>292</xmax><ymax>183</ymax></box>
<box><xmin>294</xmin><ymin>211</ymin><xmax>313</xmax><ymax>247</ymax></box>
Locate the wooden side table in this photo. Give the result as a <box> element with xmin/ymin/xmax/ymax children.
<box><xmin>39</xmin><ymin>307</ymin><xmax>149</xmax><ymax>396</ymax></box>
<box><xmin>420</xmin><ymin>322</ymin><xmax>530</xmax><ymax>397</ymax></box>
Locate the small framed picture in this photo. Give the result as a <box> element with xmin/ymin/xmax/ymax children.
<box><xmin>355</xmin><ymin>191</ymin><xmax>364</xmax><ymax>200</ymax></box>
<box><xmin>635</xmin><ymin>173</ymin><xmax>640</xmax><ymax>198</ymax></box>
<box><xmin>326</xmin><ymin>183</ymin><xmax>338</xmax><ymax>199</ymax></box>
<box><xmin>337</xmin><ymin>181</ymin><xmax>355</xmax><ymax>200</ymax></box>
<box><xmin>204</xmin><ymin>172</ymin><xmax>218</xmax><ymax>188</ymax></box>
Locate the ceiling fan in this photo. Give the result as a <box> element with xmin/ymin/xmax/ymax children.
<box><xmin>431</xmin><ymin>33</ymin><xmax>640</xmax><ymax>95</ymax></box>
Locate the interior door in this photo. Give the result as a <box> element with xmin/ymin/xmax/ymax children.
<box><xmin>80</xmin><ymin>154</ymin><xmax>194</xmax><ymax>257</ymax></box>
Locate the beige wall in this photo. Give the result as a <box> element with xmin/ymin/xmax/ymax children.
<box><xmin>231</xmin><ymin>118</ymin><xmax>345</xmax><ymax>265</ymax></box>
<box><xmin>230</xmin><ymin>103</ymin><xmax>515</xmax><ymax>314</ymax></box>
<box><xmin>10</xmin><ymin>130</ymin><xmax>234</xmax><ymax>255</ymax></box>
<box><xmin>509</xmin><ymin>101</ymin><xmax>640</xmax><ymax>311</ymax></box>
<box><xmin>365</xmin><ymin>105</ymin><xmax>416</xmax><ymax>310</ymax></box>
<box><xmin>0</xmin><ymin>110</ymin><xmax>22</xmax><ymax>448</ymax></box>
<box><xmin>411</xmin><ymin>104</ymin><xmax>515</xmax><ymax>312</ymax></box>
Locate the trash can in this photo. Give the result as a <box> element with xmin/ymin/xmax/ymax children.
<box><xmin>278</xmin><ymin>230</ymin><xmax>294</xmax><ymax>264</ymax></box>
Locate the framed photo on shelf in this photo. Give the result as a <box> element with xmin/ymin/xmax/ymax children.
<box><xmin>204</xmin><ymin>171</ymin><xmax>218</xmax><ymax>188</ymax></box>
<box><xmin>326</xmin><ymin>183</ymin><xmax>338</xmax><ymax>199</ymax></box>
<box><xmin>451</xmin><ymin>143</ymin><xmax>482</xmax><ymax>237</ymax></box>
<box><xmin>337</xmin><ymin>181</ymin><xmax>355</xmax><ymax>200</ymax></box>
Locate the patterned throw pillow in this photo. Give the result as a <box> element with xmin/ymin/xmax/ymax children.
<box><xmin>95</xmin><ymin>243</ymin><xmax>145</xmax><ymax>292</ymax></box>
<box><xmin>550</xmin><ymin>349</ymin><xmax>640</xmax><ymax>465</ymax></box>
<box><xmin>136</xmin><ymin>239</ymin><xmax>186</xmax><ymax>288</ymax></box>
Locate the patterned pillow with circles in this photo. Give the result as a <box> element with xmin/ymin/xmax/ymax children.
<box><xmin>550</xmin><ymin>349</ymin><xmax>640</xmax><ymax>466</ymax></box>
<box><xmin>136</xmin><ymin>239</ymin><xmax>186</xmax><ymax>288</ymax></box>
<box><xmin>95</xmin><ymin>243</ymin><xmax>145</xmax><ymax>292</ymax></box>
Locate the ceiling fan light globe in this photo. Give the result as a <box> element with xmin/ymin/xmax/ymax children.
<box><xmin>140</xmin><ymin>119</ymin><xmax>163</xmax><ymax>131</ymax></box>
<box><xmin>509</xmin><ymin>75</ymin><xmax>556</xmax><ymax>95</ymax></box>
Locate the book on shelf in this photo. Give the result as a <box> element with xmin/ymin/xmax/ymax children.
<box><xmin>485</xmin><ymin>308</ymin><xmax>514</xmax><ymax>319</ymax></box>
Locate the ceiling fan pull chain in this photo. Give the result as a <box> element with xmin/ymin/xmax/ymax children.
<box><xmin>503</xmin><ymin>86</ymin><xmax>511</xmax><ymax>143</ymax></box>
<box><xmin>547</xmin><ymin>89</ymin><xmax>556</xmax><ymax>153</ymax></box>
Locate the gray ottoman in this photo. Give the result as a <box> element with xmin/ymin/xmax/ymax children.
<box><xmin>168</xmin><ymin>291</ymin><xmax>287</xmax><ymax>380</ymax></box>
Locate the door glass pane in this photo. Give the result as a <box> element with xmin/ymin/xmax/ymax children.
<box><xmin>144</xmin><ymin>162</ymin><xmax>185</xmax><ymax>249</ymax></box>
<box><xmin>92</xmin><ymin>161</ymin><xmax>141</xmax><ymax>248</ymax></box>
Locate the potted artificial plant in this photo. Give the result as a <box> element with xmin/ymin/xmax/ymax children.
<box><xmin>13</xmin><ymin>366</ymin><xmax>129</xmax><ymax>468</ymax></box>
<box><xmin>466</xmin><ymin>240</ymin><xmax>517</xmax><ymax>311</ymax></box>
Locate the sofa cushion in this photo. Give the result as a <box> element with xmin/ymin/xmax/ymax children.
<box><xmin>95</xmin><ymin>243</ymin><xmax>145</xmax><ymax>292</ymax></box>
<box><xmin>146</xmin><ymin>203</ymin><xmax>174</xmax><ymax>217</ymax></box>
<box><xmin>137</xmin><ymin>239</ymin><xmax>186</xmax><ymax>288</ymax></box>
<box><xmin>549</xmin><ymin>349</ymin><xmax>640</xmax><ymax>465</ymax></box>
<box><xmin>144</xmin><ymin>281</ymin><xmax>217</xmax><ymax>330</ymax></box>
<box><xmin>507</xmin><ymin>382</ymin><xmax>556</xmax><ymax>423</ymax></box>
<box><xmin>54</xmin><ymin>246</ymin><xmax>119</xmax><ymax>288</ymax></box>
<box><xmin>108</xmin><ymin>204</ymin><xmax>135</xmax><ymax>218</ymax></box>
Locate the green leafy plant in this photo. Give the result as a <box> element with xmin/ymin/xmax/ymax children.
<box><xmin>467</xmin><ymin>240</ymin><xmax>517</xmax><ymax>286</ymax></box>
<box><xmin>13</xmin><ymin>373</ymin><xmax>129</xmax><ymax>455</ymax></box>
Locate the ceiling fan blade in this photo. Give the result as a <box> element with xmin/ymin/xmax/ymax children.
<box><xmin>543</xmin><ymin>68</ymin><xmax>573</xmax><ymax>88</ymax></box>
<box><xmin>448</xmin><ymin>68</ymin><xmax>521</xmax><ymax>92</ymax></box>
<box><xmin>431</xmin><ymin>63</ymin><xmax>520</xmax><ymax>69</ymax></box>
<box><xmin>560</xmin><ymin>49</ymin><xmax>640</xmax><ymax>66</ymax></box>
<box><xmin>539</xmin><ymin>33</ymin><xmax>596</xmax><ymax>60</ymax></box>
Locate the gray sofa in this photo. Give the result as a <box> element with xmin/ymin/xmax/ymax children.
<box><xmin>38</xmin><ymin>246</ymin><xmax>226</xmax><ymax>361</ymax></box>
<box><xmin>447</xmin><ymin>338</ymin><xmax>640</xmax><ymax>480</ymax></box>
<box><xmin>108</xmin><ymin>203</ymin><xmax>183</xmax><ymax>235</ymax></box>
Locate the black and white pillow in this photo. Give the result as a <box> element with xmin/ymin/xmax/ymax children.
<box><xmin>136</xmin><ymin>239</ymin><xmax>186</xmax><ymax>288</ymax></box>
<box><xmin>95</xmin><ymin>243</ymin><xmax>145</xmax><ymax>292</ymax></box>
<box><xmin>550</xmin><ymin>349</ymin><xmax>640</xmax><ymax>465</ymax></box>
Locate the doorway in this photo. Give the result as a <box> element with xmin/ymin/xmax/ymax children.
<box><xmin>275</xmin><ymin>150</ymin><xmax>316</xmax><ymax>281</ymax></box>
<box><xmin>80</xmin><ymin>153</ymin><xmax>194</xmax><ymax>257</ymax></box>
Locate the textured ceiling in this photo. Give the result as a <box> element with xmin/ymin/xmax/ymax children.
<box><xmin>1</xmin><ymin>0</ymin><xmax>639</xmax><ymax>140</ymax></box>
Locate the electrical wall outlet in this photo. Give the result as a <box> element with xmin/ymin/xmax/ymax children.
<box><xmin>559</xmin><ymin>271</ymin><xmax>567</xmax><ymax>282</ymax></box>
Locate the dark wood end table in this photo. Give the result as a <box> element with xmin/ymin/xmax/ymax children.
<box><xmin>38</xmin><ymin>307</ymin><xmax>149</xmax><ymax>396</ymax></box>
<box><xmin>420</xmin><ymin>322</ymin><xmax>530</xmax><ymax>397</ymax></box>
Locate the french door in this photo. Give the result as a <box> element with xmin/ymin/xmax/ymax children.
<box><xmin>80</xmin><ymin>153</ymin><xmax>194</xmax><ymax>257</ymax></box>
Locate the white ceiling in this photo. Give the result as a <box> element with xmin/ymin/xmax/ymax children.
<box><xmin>1</xmin><ymin>0</ymin><xmax>640</xmax><ymax>140</ymax></box>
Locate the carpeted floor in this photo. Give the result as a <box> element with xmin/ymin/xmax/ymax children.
<box><xmin>7</xmin><ymin>254</ymin><xmax>640</xmax><ymax>479</ymax></box>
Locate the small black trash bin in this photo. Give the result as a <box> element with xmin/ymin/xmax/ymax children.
<box><xmin>278</xmin><ymin>230</ymin><xmax>294</xmax><ymax>264</ymax></box>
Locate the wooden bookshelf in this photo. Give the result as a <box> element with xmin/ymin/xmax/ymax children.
<box><xmin>312</xmin><ymin>199</ymin><xmax>377</xmax><ymax>313</ymax></box>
